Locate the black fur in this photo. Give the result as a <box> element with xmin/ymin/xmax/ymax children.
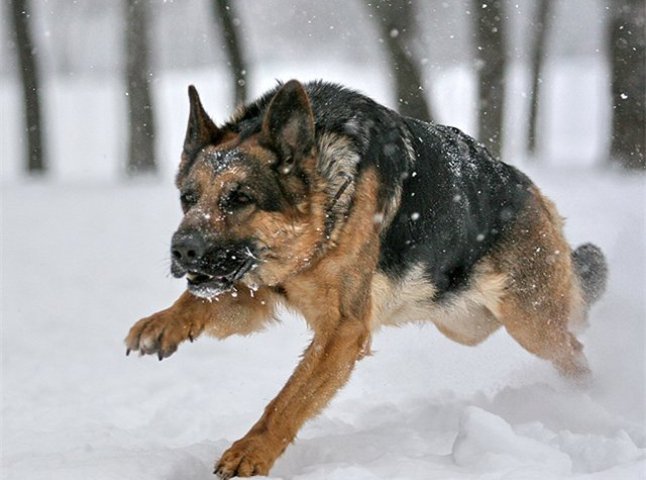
<box><xmin>381</xmin><ymin>120</ymin><xmax>532</xmax><ymax>296</ymax></box>
<box><xmin>221</xmin><ymin>81</ymin><xmax>535</xmax><ymax>298</ymax></box>
<box><xmin>572</xmin><ymin>243</ymin><xmax>608</xmax><ymax>304</ymax></box>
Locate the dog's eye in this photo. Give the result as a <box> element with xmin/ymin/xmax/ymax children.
<box><xmin>223</xmin><ymin>189</ymin><xmax>255</xmax><ymax>210</ymax></box>
<box><xmin>180</xmin><ymin>191</ymin><xmax>199</xmax><ymax>210</ymax></box>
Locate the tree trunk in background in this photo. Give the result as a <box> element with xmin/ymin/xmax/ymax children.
<box><xmin>527</xmin><ymin>0</ymin><xmax>553</xmax><ymax>157</ymax></box>
<box><xmin>9</xmin><ymin>0</ymin><xmax>46</xmax><ymax>174</ymax></box>
<box><xmin>212</xmin><ymin>0</ymin><xmax>248</xmax><ymax>106</ymax></box>
<box><xmin>366</xmin><ymin>0</ymin><xmax>433</xmax><ymax>122</ymax></box>
<box><xmin>125</xmin><ymin>0</ymin><xmax>157</xmax><ymax>175</ymax></box>
<box><xmin>609</xmin><ymin>0</ymin><xmax>645</xmax><ymax>170</ymax></box>
<box><xmin>472</xmin><ymin>0</ymin><xmax>507</xmax><ymax>160</ymax></box>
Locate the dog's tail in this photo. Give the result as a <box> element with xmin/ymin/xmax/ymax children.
<box><xmin>572</xmin><ymin>243</ymin><xmax>608</xmax><ymax>305</ymax></box>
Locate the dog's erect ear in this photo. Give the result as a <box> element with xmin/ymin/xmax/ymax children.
<box><xmin>183</xmin><ymin>85</ymin><xmax>221</xmax><ymax>156</ymax></box>
<box><xmin>261</xmin><ymin>80</ymin><xmax>315</xmax><ymax>174</ymax></box>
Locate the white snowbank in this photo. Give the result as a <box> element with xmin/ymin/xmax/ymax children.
<box><xmin>453</xmin><ymin>406</ymin><xmax>573</xmax><ymax>474</ymax></box>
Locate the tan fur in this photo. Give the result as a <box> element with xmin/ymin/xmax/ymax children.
<box><xmin>128</xmin><ymin>168</ymin><xmax>384</xmax><ymax>476</ymax></box>
<box><xmin>370</xmin><ymin>261</ymin><xmax>505</xmax><ymax>346</ymax></box>
<box><xmin>177</xmin><ymin>137</ymin><xmax>331</xmax><ymax>292</ymax></box>
<box><xmin>368</xmin><ymin>186</ymin><xmax>589</xmax><ymax>376</ymax></box>
<box><xmin>214</xmin><ymin>168</ymin><xmax>382</xmax><ymax>475</ymax></box>
<box><xmin>487</xmin><ymin>187</ymin><xmax>590</xmax><ymax>378</ymax></box>
<box><xmin>125</xmin><ymin>287</ymin><xmax>280</xmax><ymax>358</ymax></box>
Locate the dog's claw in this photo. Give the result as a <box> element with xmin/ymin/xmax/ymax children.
<box><xmin>213</xmin><ymin>468</ymin><xmax>228</xmax><ymax>479</ymax></box>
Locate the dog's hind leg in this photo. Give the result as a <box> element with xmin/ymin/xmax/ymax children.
<box><xmin>490</xmin><ymin>188</ymin><xmax>591</xmax><ymax>380</ymax></box>
<box><xmin>496</xmin><ymin>295</ymin><xmax>590</xmax><ymax>379</ymax></box>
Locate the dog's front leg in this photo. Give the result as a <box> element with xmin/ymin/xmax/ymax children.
<box><xmin>214</xmin><ymin>286</ymin><xmax>372</xmax><ymax>478</ymax></box>
<box><xmin>125</xmin><ymin>287</ymin><xmax>277</xmax><ymax>359</ymax></box>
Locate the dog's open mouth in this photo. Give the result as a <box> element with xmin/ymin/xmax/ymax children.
<box><xmin>186</xmin><ymin>271</ymin><xmax>220</xmax><ymax>285</ymax></box>
<box><xmin>183</xmin><ymin>258</ymin><xmax>256</xmax><ymax>299</ymax></box>
<box><xmin>185</xmin><ymin>271</ymin><xmax>234</xmax><ymax>299</ymax></box>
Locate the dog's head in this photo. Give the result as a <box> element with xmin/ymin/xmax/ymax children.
<box><xmin>171</xmin><ymin>80</ymin><xmax>325</xmax><ymax>298</ymax></box>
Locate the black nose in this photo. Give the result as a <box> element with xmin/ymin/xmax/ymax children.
<box><xmin>171</xmin><ymin>232</ymin><xmax>206</xmax><ymax>264</ymax></box>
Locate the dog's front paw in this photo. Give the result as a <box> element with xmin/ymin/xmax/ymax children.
<box><xmin>125</xmin><ymin>309</ymin><xmax>196</xmax><ymax>360</ymax></box>
<box><xmin>214</xmin><ymin>435</ymin><xmax>279</xmax><ymax>479</ymax></box>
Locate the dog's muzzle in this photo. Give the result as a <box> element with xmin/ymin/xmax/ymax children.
<box><xmin>170</xmin><ymin>232</ymin><xmax>257</xmax><ymax>299</ymax></box>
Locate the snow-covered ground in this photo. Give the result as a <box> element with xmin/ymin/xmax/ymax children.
<box><xmin>2</xmin><ymin>168</ymin><xmax>644</xmax><ymax>480</ymax></box>
<box><xmin>2</xmin><ymin>61</ymin><xmax>645</xmax><ymax>479</ymax></box>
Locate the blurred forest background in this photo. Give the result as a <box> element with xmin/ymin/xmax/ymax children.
<box><xmin>1</xmin><ymin>0</ymin><xmax>644</xmax><ymax>180</ymax></box>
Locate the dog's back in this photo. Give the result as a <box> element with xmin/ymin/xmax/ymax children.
<box><xmin>381</xmin><ymin>118</ymin><xmax>533</xmax><ymax>296</ymax></box>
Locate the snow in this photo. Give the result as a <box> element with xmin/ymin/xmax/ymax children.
<box><xmin>453</xmin><ymin>406</ymin><xmax>573</xmax><ymax>474</ymax></box>
<box><xmin>3</xmin><ymin>164</ymin><xmax>645</xmax><ymax>480</ymax></box>
<box><xmin>2</xmin><ymin>62</ymin><xmax>645</xmax><ymax>478</ymax></box>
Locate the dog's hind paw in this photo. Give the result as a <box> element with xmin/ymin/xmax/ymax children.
<box><xmin>125</xmin><ymin>309</ymin><xmax>199</xmax><ymax>360</ymax></box>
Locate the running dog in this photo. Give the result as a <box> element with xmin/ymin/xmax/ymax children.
<box><xmin>125</xmin><ymin>80</ymin><xmax>607</xmax><ymax>478</ymax></box>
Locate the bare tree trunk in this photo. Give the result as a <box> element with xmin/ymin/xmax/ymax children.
<box><xmin>527</xmin><ymin>0</ymin><xmax>553</xmax><ymax>157</ymax></box>
<box><xmin>125</xmin><ymin>0</ymin><xmax>157</xmax><ymax>175</ymax></box>
<box><xmin>609</xmin><ymin>0</ymin><xmax>645</xmax><ymax>170</ymax></box>
<box><xmin>212</xmin><ymin>0</ymin><xmax>248</xmax><ymax>106</ymax></box>
<box><xmin>472</xmin><ymin>0</ymin><xmax>507</xmax><ymax>160</ymax></box>
<box><xmin>366</xmin><ymin>0</ymin><xmax>433</xmax><ymax>122</ymax></box>
<box><xmin>9</xmin><ymin>0</ymin><xmax>46</xmax><ymax>174</ymax></box>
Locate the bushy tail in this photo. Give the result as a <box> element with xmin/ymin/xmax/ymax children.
<box><xmin>572</xmin><ymin>243</ymin><xmax>608</xmax><ymax>305</ymax></box>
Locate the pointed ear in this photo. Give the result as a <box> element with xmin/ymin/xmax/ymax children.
<box><xmin>261</xmin><ymin>80</ymin><xmax>315</xmax><ymax>173</ymax></box>
<box><xmin>183</xmin><ymin>85</ymin><xmax>221</xmax><ymax>156</ymax></box>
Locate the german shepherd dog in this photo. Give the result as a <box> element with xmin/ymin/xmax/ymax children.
<box><xmin>125</xmin><ymin>80</ymin><xmax>607</xmax><ymax>478</ymax></box>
